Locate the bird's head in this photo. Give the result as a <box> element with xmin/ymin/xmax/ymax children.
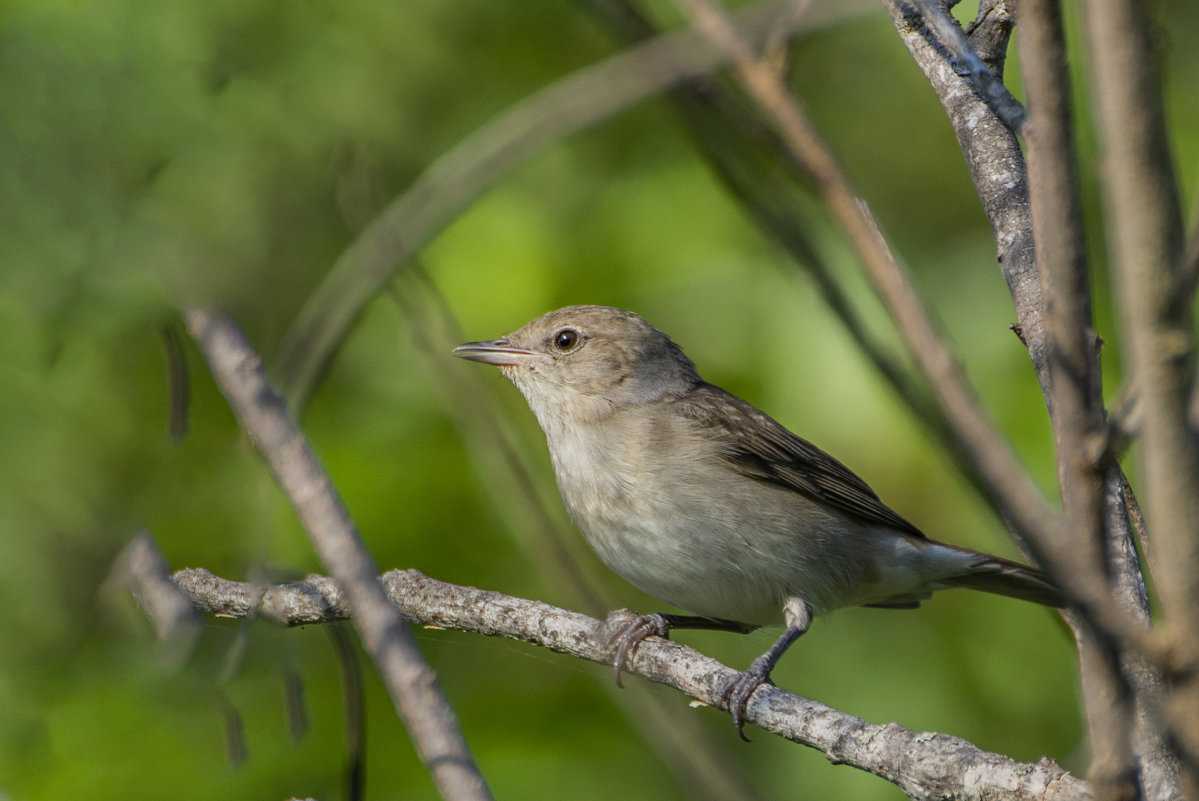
<box><xmin>453</xmin><ymin>305</ymin><xmax>700</xmax><ymax>424</ymax></box>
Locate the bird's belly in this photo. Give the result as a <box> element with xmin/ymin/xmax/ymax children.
<box><xmin>578</xmin><ymin>509</ymin><xmax>788</xmax><ymax>625</ymax></box>
<box><xmin>548</xmin><ymin>424</ymin><xmax>893</xmax><ymax>623</ymax></box>
<box><xmin>558</xmin><ymin>464</ymin><xmax>856</xmax><ymax>624</ymax></box>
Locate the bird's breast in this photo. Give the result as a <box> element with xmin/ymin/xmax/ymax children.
<box><xmin>543</xmin><ymin>417</ymin><xmax>791</xmax><ymax>623</ymax></box>
<box><xmin>546</xmin><ymin>420</ymin><xmax>644</xmax><ymax>539</ymax></box>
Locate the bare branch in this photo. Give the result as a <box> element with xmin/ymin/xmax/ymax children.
<box><xmin>1082</xmin><ymin>0</ymin><xmax>1199</xmax><ymax>782</ymax></box>
<box><xmin>909</xmin><ymin>0</ymin><xmax>1026</xmax><ymax>133</ymax></box>
<box><xmin>173</xmin><ymin>566</ymin><xmax>1093</xmax><ymax>801</ymax></box>
<box><xmin>1017</xmin><ymin>2</ymin><xmax>1137</xmax><ymax>796</ymax></box>
<box><xmin>184</xmin><ymin>309</ymin><xmax>493</xmax><ymax>801</ymax></box>
<box><xmin>882</xmin><ymin>3</ymin><xmax>1182</xmax><ymax>797</ymax></box>
<box><xmin>883</xmin><ymin>0</ymin><xmax>1047</xmax><ymax>391</ymax></box>
<box><xmin>274</xmin><ymin>0</ymin><xmax>857</xmax><ymax>410</ymax></box>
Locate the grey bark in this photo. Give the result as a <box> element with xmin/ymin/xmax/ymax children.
<box><xmin>171</xmin><ymin>567</ymin><xmax>1094</xmax><ymax>801</ymax></box>
<box><xmin>910</xmin><ymin>0</ymin><xmax>1026</xmax><ymax>132</ymax></box>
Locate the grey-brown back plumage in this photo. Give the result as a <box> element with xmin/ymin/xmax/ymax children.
<box><xmin>672</xmin><ymin>382</ymin><xmax>1063</xmax><ymax>609</ymax></box>
<box><xmin>674</xmin><ymin>383</ymin><xmax>925</xmax><ymax>539</ymax></box>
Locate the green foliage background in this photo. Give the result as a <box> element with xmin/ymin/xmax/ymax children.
<box><xmin>2</xmin><ymin>1</ymin><xmax>1196</xmax><ymax>799</ymax></box>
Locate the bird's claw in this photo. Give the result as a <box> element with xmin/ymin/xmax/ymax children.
<box><xmin>719</xmin><ymin>662</ymin><xmax>773</xmax><ymax>742</ymax></box>
<box><xmin>604</xmin><ymin>612</ymin><xmax>671</xmax><ymax>688</ymax></box>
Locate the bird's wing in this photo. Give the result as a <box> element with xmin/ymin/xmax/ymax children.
<box><xmin>676</xmin><ymin>383</ymin><xmax>926</xmax><ymax>538</ymax></box>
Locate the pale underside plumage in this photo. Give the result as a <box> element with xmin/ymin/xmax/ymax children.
<box><xmin>513</xmin><ymin>374</ymin><xmax>991</xmax><ymax>624</ymax></box>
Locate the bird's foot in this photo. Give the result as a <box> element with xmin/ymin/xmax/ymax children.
<box><xmin>603</xmin><ymin>611</ymin><xmax>671</xmax><ymax>688</ymax></box>
<box><xmin>718</xmin><ymin>657</ymin><xmax>774</xmax><ymax>742</ymax></box>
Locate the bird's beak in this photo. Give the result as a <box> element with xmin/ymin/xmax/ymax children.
<box><xmin>452</xmin><ymin>339</ymin><xmax>538</xmax><ymax>367</ymax></box>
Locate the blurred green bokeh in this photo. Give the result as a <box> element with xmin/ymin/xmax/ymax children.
<box><xmin>2</xmin><ymin>1</ymin><xmax>1196</xmax><ymax>799</ymax></box>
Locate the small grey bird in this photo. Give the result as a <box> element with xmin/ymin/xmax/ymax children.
<box><xmin>454</xmin><ymin>305</ymin><xmax>1062</xmax><ymax>737</ymax></box>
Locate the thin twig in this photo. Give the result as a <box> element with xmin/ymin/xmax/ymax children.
<box><xmin>283</xmin><ymin>667</ymin><xmax>308</xmax><ymax>743</ymax></box>
<box><xmin>1082</xmin><ymin>1</ymin><xmax>1199</xmax><ymax>785</ymax></box>
<box><xmin>1017</xmin><ymin>2</ymin><xmax>1137</xmax><ymax>796</ymax></box>
<box><xmin>274</xmin><ymin>0</ymin><xmax>856</xmax><ymax>410</ymax></box>
<box><xmin>701</xmin><ymin>152</ymin><xmax>989</xmax><ymax>491</ymax></box>
<box><xmin>184</xmin><ymin>309</ymin><xmax>493</xmax><ymax>801</ymax></box>
<box><xmin>688</xmin><ymin>0</ymin><xmax>1178</xmax><ymax>694</ymax></box>
<box><xmin>171</xmin><ymin>566</ymin><xmax>1093</xmax><ymax>801</ymax></box>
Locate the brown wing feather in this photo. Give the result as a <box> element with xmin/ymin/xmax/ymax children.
<box><xmin>676</xmin><ymin>383</ymin><xmax>925</xmax><ymax>538</ymax></box>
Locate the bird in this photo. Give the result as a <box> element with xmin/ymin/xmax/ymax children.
<box><xmin>453</xmin><ymin>304</ymin><xmax>1062</xmax><ymax>738</ymax></box>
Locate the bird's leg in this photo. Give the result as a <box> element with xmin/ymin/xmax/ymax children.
<box><xmin>719</xmin><ymin>599</ymin><xmax>811</xmax><ymax>741</ymax></box>
<box><xmin>603</xmin><ymin>611</ymin><xmax>757</xmax><ymax>688</ymax></box>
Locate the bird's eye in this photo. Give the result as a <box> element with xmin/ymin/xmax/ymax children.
<box><xmin>553</xmin><ymin>329</ymin><xmax>580</xmax><ymax>352</ymax></box>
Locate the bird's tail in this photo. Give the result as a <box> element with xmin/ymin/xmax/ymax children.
<box><xmin>930</xmin><ymin>543</ymin><xmax>1065</xmax><ymax>608</ymax></box>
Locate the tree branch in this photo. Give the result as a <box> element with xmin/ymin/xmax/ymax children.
<box><xmin>169</xmin><ymin>566</ymin><xmax>1092</xmax><ymax>801</ymax></box>
<box><xmin>184</xmin><ymin>309</ymin><xmax>493</xmax><ymax>801</ymax></box>
<box><xmin>910</xmin><ymin>0</ymin><xmax>1026</xmax><ymax>133</ymax></box>
<box><xmin>1016</xmin><ymin>2</ymin><xmax>1136</xmax><ymax>796</ymax></box>
<box><xmin>1082</xmin><ymin>1</ymin><xmax>1199</xmax><ymax>788</ymax></box>
<box><xmin>883</xmin><ymin>0</ymin><xmax>1047</xmax><ymax>391</ymax></box>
